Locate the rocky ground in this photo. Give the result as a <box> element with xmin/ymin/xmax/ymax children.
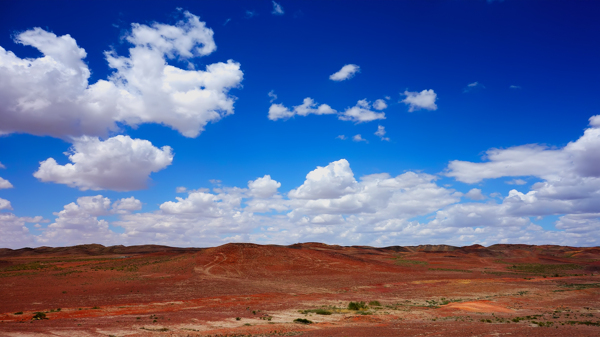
<box><xmin>0</xmin><ymin>243</ymin><xmax>599</xmax><ymax>336</ymax></box>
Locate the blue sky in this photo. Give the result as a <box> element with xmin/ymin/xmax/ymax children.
<box><xmin>0</xmin><ymin>0</ymin><xmax>599</xmax><ymax>248</ymax></box>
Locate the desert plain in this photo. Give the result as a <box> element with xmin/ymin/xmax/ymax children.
<box><xmin>1</xmin><ymin>242</ymin><xmax>599</xmax><ymax>336</ymax></box>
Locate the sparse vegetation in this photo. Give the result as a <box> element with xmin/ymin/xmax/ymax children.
<box><xmin>14</xmin><ymin>311</ymin><xmax>23</xmax><ymax>315</ymax></box>
<box><xmin>348</xmin><ymin>301</ymin><xmax>368</xmax><ymax>310</ymax></box>
<box><xmin>32</xmin><ymin>312</ymin><xmax>47</xmax><ymax>320</ymax></box>
<box><xmin>294</xmin><ymin>318</ymin><xmax>313</xmax><ymax>324</ymax></box>
<box><xmin>300</xmin><ymin>308</ymin><xmax>332</xmax><ymax>315</ymax></box>
<box><xmin>368</xmin><ymin>301</ymin><xmax>381</xmax><ymax>306</ymax></box>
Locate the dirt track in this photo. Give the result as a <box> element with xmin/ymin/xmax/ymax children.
<box><xmin>1</xmin><ymin>243</ymin><xmax>599</xmax><ymax>336</ymax></box>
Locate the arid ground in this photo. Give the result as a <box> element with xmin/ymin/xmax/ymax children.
<box><xmin>1</xmin><ymin>243</ymin><xmax>599</xmax><ymax>336</ymax></box>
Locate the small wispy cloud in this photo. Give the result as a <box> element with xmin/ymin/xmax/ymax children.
<box><xmin>352</xmin><ymin>134</ymin><xmax>367</xmax><ymax>143</ymax></box>
<box><xmin>176</xmin><ymin>186</ymin><xmax>187</xmax><ymax>193</ymax></box>
<box><xmin>463</xmin><ymin>81</ymin><xmax>485</xmax><ymax>93</ymax></box>
<box><xmin>223</xmin><ymin>18</ymin><xmax>231</xmax><ymax>26</ymax></box>
<box><xmin>272</xmin><ymin>1</ymin><xmax>284</xmax><ymax>15</ymax></box>
<box><xmin>268</xmin><ymin>90</ymin><xmax>278</xmax><ymax>103</ymax></box>
<box><xmin>246</xmin><ymin>10</ymin><xmax>257</xmax><ymax>19</ymax></box>
<box><xmin>506</xmin><ymin>179</ymin><xmax>527</xmax><ymax>185</ymax></box>
<box><xmin>510</xmin><ymin>85</ymin><xmax>522</xmax><ymax>89</ymax></box>
<box><xmin>336</xmin><ymin>135</ymin><xmax>347</xmax><ymax>140</ymax></box>
<box><xmin>375</xmin><ymin>125</ymin><xmax>390</xmax><ymax>141</ymax></box>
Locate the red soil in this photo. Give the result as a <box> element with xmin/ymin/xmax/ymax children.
<box><xmin>0</xmin><ymin>242</ymin><xmax>599</xmax><ymax>336</ymax></box>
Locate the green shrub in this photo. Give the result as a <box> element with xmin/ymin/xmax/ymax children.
<box><xmin>32</xmin><ymin>312</ymin><xmax>47</xmax><ymax>320</ymax></box>
<box><xmin>348</xmin><ymin>301</ymin><xmax>367</xmax><ymax>310</ymax></box>
<box><xmin>14</xmin><ymin>312</ymin><xmax>23</xmax><ymax>315</ymax></box>
<box><xmin>368</xmin><ymin>301</ymin><xmax>381</xmax><ymax>307</ymax></box>
<box><xmin>294</xmin><ymin>318</ymin><xmax>313</xmax><ymax>324</ymax></box>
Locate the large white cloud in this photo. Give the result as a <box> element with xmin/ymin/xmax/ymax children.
<box><xmin>34</xmin><ymin>135</ymin><xmax>173</xmax><ymax>191</ymax></box>
<box><xmin>401</xmin><ymin>89</ymin><xmax>438</xmax><ymax>112</ymax></box>
<box><xmin>0</xmin><ymin>12</ymin><xmax>243</xmax><ymax>139</ymax></box>
<box><xmin>446</xmin><ymin>115</ymin><xmax>600</xmax><ymax>183</ymax></box>
<box><xmin>329</xmin><ymin>64</ymin><xmax>360</xmax><ymax>81</ymax></box>
<box><xmin>5</xmin><ymin>152</ymin><xmax>600</xmax><ymax>248</ymax></box>
<box><xmin>37</xmin><ymin>195</ymin><xmax>140</xmax><ymax>246</ymax></box>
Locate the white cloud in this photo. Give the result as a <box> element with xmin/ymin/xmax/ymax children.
<box><xmin>112</xmin><ymin>197</ymin><xmax>142</xmax><ymax>213</ymax></box>
<box><xmin>463</xmin><ymin>81</ymin><xmax>485</xmax><ymax>93</ymax></box>
<box><xmin>465</xmin><ymin>188</ymin><xmax>485</xmax><ymax>200</ymax></box>
<box><xmin>272</xmin><ymin>1</ymin><xmax>284</xmax><ymax>15</ymax></box>
<box><xmin>209</xmin><ymin>179</ymin><xmax>222</xmax><ymax>185</ymax></box>
<box><xmin>268</xmin><ymin>90</ymin><xmax>277</xmax><ymax>103</ymax></box>
<box><xmin>373</xmin><ymin>99</ymin><xmax>388</xmax><ymax>110</ymax></box>
<box><xmin>268</xmin><ymin>103</ymin><xmax>294</xmax><ymax>121</ymax></box>
<box><xmin>176</xmin><ymin>186</ymin><xmax>188</xmax><ymax>193</ymax></box>
<box><xmin>510</xmin><ymin>85</ymin><xmax>521</xmax><ymax>89</ymax></box>
<box><xmin>329</xmin><ymin>64</ymin><xmax>360</xmax><ymax>81</ymax></box>
<box><xmin>293</xmin><ymin>98</ymin><xmax>337</xmax><ymax>116</ymax></box>
<box><xmin>248</xmin><ymin>175</ymin><xmax>281</xmax><ymax>198</ymax></box>
<box><xmin>506</xmin><ymin>179</ymin><xmax>527</xmax><ymax>185</ymax></box>
<box><xmin>375</xmin><ymin>125</ymin><xmax>389</xmax><ymax>141</ymax></box>
<box><xmin>352</xmin><ymin>134</ymin><xmax>367</xmax><ymax>143</ymax></box>
<box><xmin>246</xmin><ymin>10</ymin><xmax>257</xmax><ymax>18</ymax></box>
<box><xmin>0</xmin><ymin>197</ymin><xmax>12</xmax><ymax>210</ymax></box>
<box><xmin>401</xmin><ymin>90</ymin><xmax>438</xmax><ymax>112</ymax></box>
<box><xmin>336</xmin><ymin>135</ymin><xmax>347</xmax><ymax>140</ymax></box>
<box><xmin>0</xmin><ymin>213</ymin><xmax>35</xmax><ymax>248</ymax></box>
<box><xmin>0</xmin><ymin>162</ymin><xmax>5</xmax><ymax>169</ymax></box>
<box><xmin>0</xmin><ymin>12</ymin><xmax>243</xmax><ymax>139</ymax></box>
<box><xmin>33</xmin><ymin>135</ymin><xmax>173</xmax><ymax>191</ymax></box>
<box><xmin>339</xmin><ymin>99</ymin><xmax>386</xmax><ymax>123</ymax></box>
<box><xmin>268</xmin><ymin>97</ymin><xmax>336</xmax><ymax>121</ymax></box>
<box><xmin>37</xmin><ymin>195</ymin><xmax>118</xmax><ymax>246</ymax></box>
<box><xmin>0</xmin><ymin>177</ymin><xmax>13</xmax><ymax>189</ymax></box>
<box><xmin>288</xmin><ymin>159</ymin><xmax>357</xmax><ymax>200</ymax></box>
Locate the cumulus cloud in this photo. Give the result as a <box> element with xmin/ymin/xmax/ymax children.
<box><xmin>289</xmin><ymin>160</ymin><xmax>357</xmax><ymax>200</ymax></box>
<box><xmin>10</xmin><ymin>142</ymin><xmax>600</xmax><ymax>248</ymax></box>
<box><xmin>339</xmin><ymin>99</ymin><xmax>386</xmax><ymax>123</ymax></box>
<box><xmin>0</xmin><ymin>213</ymin><xmax>35</xmax><ymax>248</ymax></box>
<box><xmin>0</xmin><ymin>197</ymin><xmax>12</xmax><ymax>210</ymax></box>
<box><xmin>34</xmin><ymin>135</ymin><xmax>173</xmax><ymax>191</ymax></box>
<box><xmin>401</xmin><ymin>90</ymin><xmax>438</xmax><ymax>112</ymax></box>
<box><xmin>0</xmin><ymin>177</ymin><xmax>13</xmax><ymax>189</ymax></box>
<box><xmin>375</xmin><ymin>125</ymin><xmax>389</xmax><ymax>141</ymax></box>
<box><xmin>329</xmin><ymin>64</ymin><xmax>360</xmax><ymax>81</ymax></box>
<box><xmin>373</xmin><ymin>99</ymin><xmax>388</xmax><ymax>110</ymax></box>
<box><xmin>465</xmin><ymin>188</ymin><xmax>485</xmax><ymax>200</ymax></box>
<box><xmin>248</xmin><ymin>175</ymin><xmax>281</xmax><ymax>198</ymax></box>
<box><xmin>352</xmin><ymin>134</ymin><xmax>367</xmax><ymax>143</ymax></box>
<box><xmin>268</xmin><ymin>97</ymin><xmax>336</xmax><ymax>120</ymax></box>
<box><xmin>268</xmin><ymin>98</ymin><xmax>384</xmax><ymax>123</ymax></box>
<box><xmin>336</xmin><ymin>135</ymin><xmax>347</xmax><ymax>140</ymax></box>
<box><xmin>0</xmin><ymin>12</ymin><xmax>243</xmax><ymax>139</ymax></box>
<box><xmin>272</xmin><ymin>1</ymin><xmax>284</xmax><ymax>15</ymax></box>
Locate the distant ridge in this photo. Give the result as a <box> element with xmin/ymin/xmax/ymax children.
<box><xmin>0</xmin><ymin>242</ymin><xmax>598</xmax><ymax>258</ymax></box>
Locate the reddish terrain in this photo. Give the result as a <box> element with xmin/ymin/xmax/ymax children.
<box><xmin>1</xmin><ymin>243</ymin><xmax>599</xmax><ymax>336</ymax></box>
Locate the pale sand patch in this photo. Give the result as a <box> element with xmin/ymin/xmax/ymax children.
<box><xmin>445</xmin><ymin>301</ymin><xmax>514</xmax><ymax>313</ymax></box>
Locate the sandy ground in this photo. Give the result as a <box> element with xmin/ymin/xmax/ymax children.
<box><xmin>0</xmin><ymin>242</ymin><xmax>599</xmax><ymax>336</ymax></box>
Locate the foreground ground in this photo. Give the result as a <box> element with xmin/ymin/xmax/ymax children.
<box><xmin>1</xmin><ymin>242</ymin><xmax>599</xmax><ymax>336</ymax></box>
